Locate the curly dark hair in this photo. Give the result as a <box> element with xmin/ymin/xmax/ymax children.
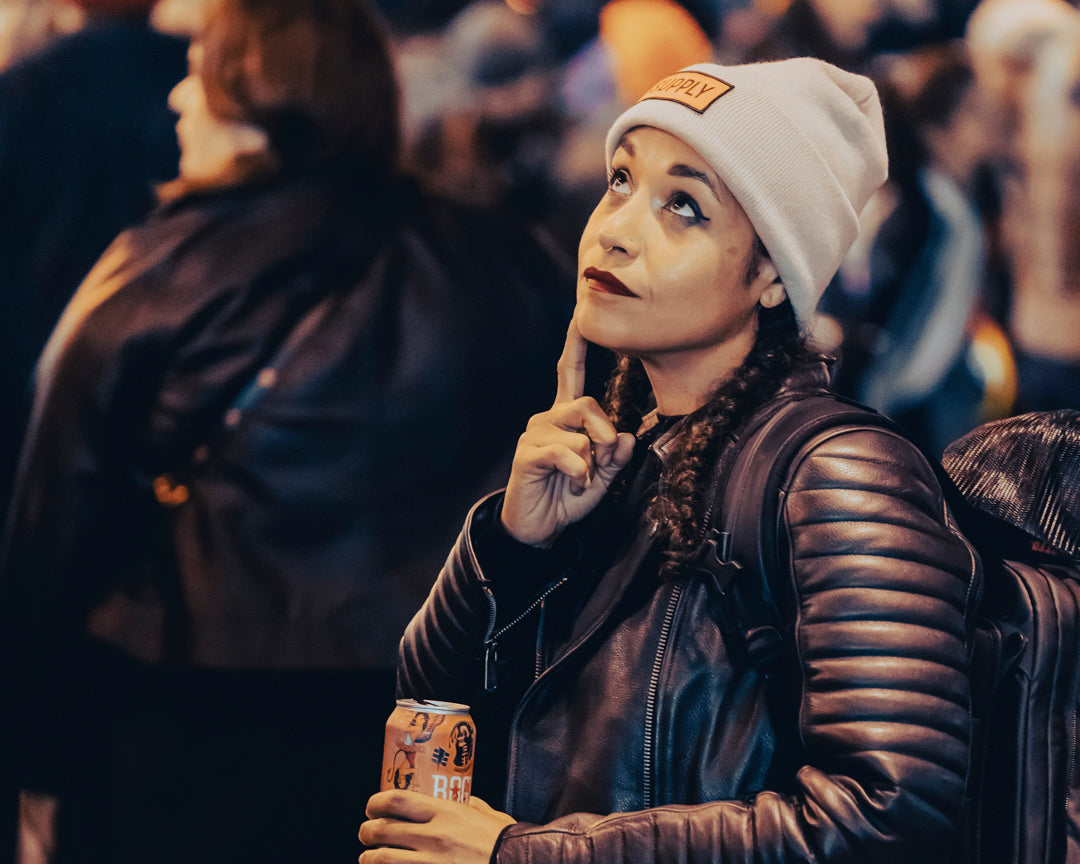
<box><xmin>603</xmin><ymin>296</ymin><xmax>822</xmax><ymax>579</ymax></box>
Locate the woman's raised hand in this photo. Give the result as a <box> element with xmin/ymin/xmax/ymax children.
<box><xmin>501</xmin><ymin>318</ymin><xmax>636</xmax><ymax>547</ymax></box>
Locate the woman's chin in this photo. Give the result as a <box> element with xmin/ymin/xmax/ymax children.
<box><xmin>575</xmin><ymin>310</ymin><xmax>633</xmax><ymax>356</ymax></box>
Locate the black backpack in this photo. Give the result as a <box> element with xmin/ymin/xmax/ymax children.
<box><xmin>694</xmin><ymin>394</ymin><xmax>1080</xmax><ymax>864</ymax></box>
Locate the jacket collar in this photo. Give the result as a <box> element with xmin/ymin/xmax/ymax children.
<box><xmin>644</xmin><ymin>360</ymin><xmax>832</xmax><ymax>467</ymax></box>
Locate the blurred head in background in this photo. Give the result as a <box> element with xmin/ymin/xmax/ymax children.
<box><xmin>598</xmin><ymin>0</ymin><xmax>712</xmax><ymax>104</ymax></box>
<box><xmin>965</xmin><ymin>0</ymin><xmax>1078</xmax><ymax>149</ymax></box>
<box><xmin>165</xmin><ymin>0</ymin><xmax>400</xmax><ymax>195</ymax></box>
<box><xmin>1016</xmin><ymin>19</ymin><xmax>1080</xmax><ymax>294</ymax></box>
<box><xmin>149</xmin><ymin>0</ymin><xmax>213</xmax><ymax>35</ymax></box>
<box><xmin>881</xmin><ymin>41</ymin><xmax>994</xmax><ymax>192</ymax></box>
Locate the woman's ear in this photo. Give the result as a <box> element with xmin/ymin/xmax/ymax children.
<box><xmin>755</xmin><ymin>259</ymin><xmax>779</xmax><ymax>286</ymax></box>
<box><xmin>758</xmin><ymin>271</ymin><xmax>786</xmax><ymax>309</ymax></box>
<box><xmin>753</xmin><ymin>259</ymin><xmax>786</xmax><ymax>309</ymax></box>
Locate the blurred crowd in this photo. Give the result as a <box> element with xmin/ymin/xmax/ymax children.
<box><xmin>1</xmin><ymin>0</ymin><xmax>1079</xmax><ymax>861</ymax></box>
<box><xmin>3</xmin><ymin>0</ymin><xmax>1079</xmax><ymax>462</ymax></box>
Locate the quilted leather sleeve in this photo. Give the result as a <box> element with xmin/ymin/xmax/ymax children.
<box><xmin>494</xmin><ymin>427</ymin><xmax>979</xmax><ymax>864</ymax></box>
<box><xmin>397</xmin><ymin>494</ymin><xmax>500</xmax><ymax>703</ymax></box>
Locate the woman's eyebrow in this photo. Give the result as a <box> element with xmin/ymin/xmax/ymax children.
<box><xmin>669</xmin><ymin>163</ymin><xmax>718</xmax><ymax>197</ymax></box>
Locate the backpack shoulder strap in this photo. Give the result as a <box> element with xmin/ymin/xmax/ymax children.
<box><xmin>692</xmin><ymin>393</ymin><xmax>902</xmax><ymax>673</ymax></box>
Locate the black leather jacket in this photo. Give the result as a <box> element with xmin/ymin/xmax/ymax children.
<box><xmin>399</xmin><ymin>368</ymin><xmax>981</xmax><ymax>864</ymax></box>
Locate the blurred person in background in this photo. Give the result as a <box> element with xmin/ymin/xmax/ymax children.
<box><xmin>965</xmin><ymin>0</ymin><xmax>1077</xmax><ymax>166</ymax></box>
<box><xmin>743</xmin><ymin>0</ymin><xmax>959</xmax><ymax>70</ymax></box>
<box><xmin>747</xmin><ymin>0</ymin><xmax>888</xmax><ymax>67</ymax></box>
<box><xmin>0</xmin><ymin>0</ymin><xmax>187</xmax><ymax>530</ymax></box>
<box><xmin>1007</xmin><ymin>17</ymin><xmax>1080</xmax><ymax>410</ymax></box>
<box><xmin>0</xmin><ymin>0</ymin><xmax>569</xmax><ymax>861</ymax></box>
<box><xmin>966</xmin><ymin>0</ymin><xmax>1080</xmax><ymax>412</ymax></box>
<box><xmin>833</xmin><ymin>42</ymin><xmax>1008</xmax><ymax>454</ymax></box>
<box><xmin>400</xmin><ymin>1</ymin><xmax>564</xmax><ymax>225</ymax></box>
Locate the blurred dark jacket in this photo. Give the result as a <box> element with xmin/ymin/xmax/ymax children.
<box><xmin>2</xmin><ymin>164</ymin><xmax>570</xmax><ymax>672</ymax></box>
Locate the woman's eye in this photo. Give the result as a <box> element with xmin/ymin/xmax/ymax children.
<box><xmin>608</xmin><ymin>169</ymin><xmax>630</xmax><ymax>195</ymax></box>
<box><xmin>668</xmin><ymin>192</ymin><xmax>705</xmax><ymax>222</ymax></box>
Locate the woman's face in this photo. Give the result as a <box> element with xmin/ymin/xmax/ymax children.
<box><xmin>168</xmin><ymin>44</ymin><xmax>267</xmax><ymax>185</ymax></box>
<box><xmin>576</xmin><ymin>126</ymin><xmax>781</xmax><ymax>377</ymax></box>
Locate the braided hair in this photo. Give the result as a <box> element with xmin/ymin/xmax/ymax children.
<box><xmin>603</xmin><ymin>294</ymin><xmax>823</xmax><ymax>580</ymax></box>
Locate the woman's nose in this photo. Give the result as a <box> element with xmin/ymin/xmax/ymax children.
<box><xmin>596</xmin><ymin>199</ymin><xmax>641</xmax><ymax>257</ymax></box>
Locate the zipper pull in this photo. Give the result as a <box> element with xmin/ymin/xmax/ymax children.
<box><xmin>484</xmin><ymin>640</ymin><xmax>498</xmax><ymax>692</ymax></box>
<box><xmin>718</xmin><ymin>530</ymin><xmax>734</xmax><ymax>564</ymax></box>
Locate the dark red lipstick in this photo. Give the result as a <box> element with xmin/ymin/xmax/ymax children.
<box><xmin>584</xmin><ymin>267</ymin><xmax>637</xmax><ymax>297</ymax></box>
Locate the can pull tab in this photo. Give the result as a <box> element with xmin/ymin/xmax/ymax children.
<box><xmin>483</xmin><ymin>640</ymin><xmax>498</xmax><ymax>692</ymax></box>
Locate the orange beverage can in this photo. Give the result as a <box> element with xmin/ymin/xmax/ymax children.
<box><xmin>381</xmin><ymin>699</ymin><xmax>475</xmax><ymax>803</ymax></box>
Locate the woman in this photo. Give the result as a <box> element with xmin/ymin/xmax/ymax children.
<box><xmin>360</xmin><ymin>59</ymin><xmax>980</xmax><ymax>864</ymax></box>
<box><xmin>0</xmin><ymin>0</ymin><xmax>567</xmax><ymax>860</ymax></box>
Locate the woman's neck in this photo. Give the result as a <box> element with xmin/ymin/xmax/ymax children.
<box><xmin>639</xmin><ymin>333</ymin><xmax>755</xmax><ymax>415</ymax></box>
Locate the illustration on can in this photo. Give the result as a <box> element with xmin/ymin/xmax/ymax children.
<box><xmin>381</xmin><ymin>699</ymin><xmax>475</xmax><ymax>803</ymax></box>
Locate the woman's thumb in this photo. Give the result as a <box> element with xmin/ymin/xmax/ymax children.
<box><xmin>613</xmin><ymin>433</ymin><xmax>636</xmax><ymax>469</ymax></box>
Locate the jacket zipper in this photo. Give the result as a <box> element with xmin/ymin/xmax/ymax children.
<box><xmin>483</xmin><ymin>575</ymin><xmax>569</xmax><ymax>692</ymax></box>
<box><xmin>642</xmin><ymin>580</ymin><xmax>684</xmax><ymax>808</ymax></box>
<box><xmin>466</xmin><ymin>526</ymin><xmax>501</xmax><ymax>692</ymax></box>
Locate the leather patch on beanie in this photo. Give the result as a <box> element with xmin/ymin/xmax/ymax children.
<box><xmin>637</xmin><ymin>71</ymin><xmax>733</xmax><ymax>113</ymax></box>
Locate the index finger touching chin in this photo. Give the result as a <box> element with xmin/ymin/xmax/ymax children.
<box><xmin>554</xmin><ymin>316</ymin><xmax>588</xmax><ymax>405</ymax></box>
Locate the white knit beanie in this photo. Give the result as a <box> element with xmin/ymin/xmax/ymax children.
<box><xmin>605</xmin><ymin>59</ymin><xmax>888</xmax><ymax>329</ymax></box>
